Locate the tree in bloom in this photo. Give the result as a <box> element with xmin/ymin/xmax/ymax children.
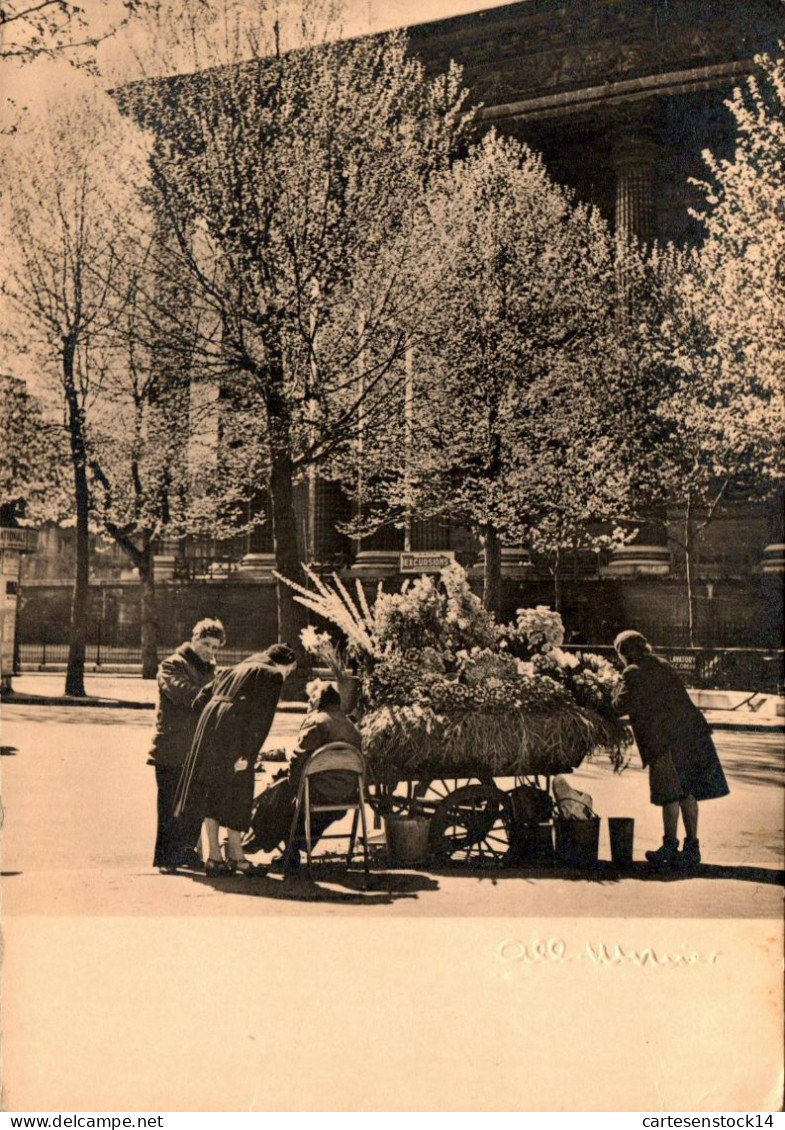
<box><xmin>0</xmin><ymin>374</ymin><xmax>70</xmax><ymax>525</ymax></box>
<box><xmin>1</xmin><ymin>90</ymin><xmax>154</xmax><ymax>693</ymax></box>
<box><xmin>622</xmin><ymin>52</ymin><xmax>785</xmax><ymax>642</ymax></box>
<box><xmin>116</xmin><ymin>1</ymin><xmax>474</xmax><ymax>647</ymax></box>
<box><xmin>351</xmin><ymin>131</ymin><xmax>623</xmax><ymax>613</ymax></box>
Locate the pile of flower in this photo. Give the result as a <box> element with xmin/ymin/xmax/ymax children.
<box><xmin>503</xmin><ymin>606</ymin><xmax>565</xmax><ymax>659</ymax></box>
<box><xmin>532</xmin><ymin>648</ymin><xmax>623</xmax><ymax>723</ymax></box>
<box><xmin>372</xmin><ymin>563</ymin><xmax>500</xmax><ymax>656</ymax></box>
<box><xmin>278</xmin><ymin>563</ymin><xmax>631</xmax><ymax>772</ymax></box>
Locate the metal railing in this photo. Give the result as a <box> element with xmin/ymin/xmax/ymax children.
<box><xmin>567</xmin><ymin>646</ymin><xmax>784</xmax><ymax>696</ymax></box>
<box><xmin>18</xmin><ymin>642</ymin><xmax>784</xmax><ymax>694</ymax></box>
<box><xmin>18</xmin><ymin>643</ymin><xmax>262</xmax><ymax>669</ymax></box>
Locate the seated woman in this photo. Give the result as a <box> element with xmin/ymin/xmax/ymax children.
<box><xmin>243</xmin><ymin>681</ymin><xmax>363</xmax><ymax>871</ymax></box>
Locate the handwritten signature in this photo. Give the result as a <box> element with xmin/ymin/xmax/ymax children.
<box><xmin>497</xmin><ymin>938</ymin><xmax>720</xmax><ymax>968</ymax></box>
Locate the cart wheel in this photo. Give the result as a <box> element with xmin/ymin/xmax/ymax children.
<box><xmin>428</xmin><ymin>784</ymin><xmax>513</xmax><ymax>866</ymax></box>
<box><xmin>389</xmin><ymin>776</ymin><xmax>493</xmax><ymax>819</ymax></box>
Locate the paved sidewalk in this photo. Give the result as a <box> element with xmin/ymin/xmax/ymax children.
<box><xmin>2</xmin><ymin>672</ymin><xmax>307</xmax><ymax>711</ymax></box>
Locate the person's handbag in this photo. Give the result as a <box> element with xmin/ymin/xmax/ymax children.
<box><xmin>242</xmin><ymin>780</ymin><xmax>295</xmax><ymax>853</ymax></box>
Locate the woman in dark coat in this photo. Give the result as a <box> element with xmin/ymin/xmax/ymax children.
<box><xmin>614</xmin><ymin>630</ymin><xmax>729</xmax><ymax>868</ymax></box>
<box><xmin>175</xmin><ymin>643</ymin><xmax>297</xmax><ymax>875</ymax></box>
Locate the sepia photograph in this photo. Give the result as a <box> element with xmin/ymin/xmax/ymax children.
<box><xmin>1</xmin><ymin>0</ymin><xmax>783</xmax><ymax>1114</ymax></box>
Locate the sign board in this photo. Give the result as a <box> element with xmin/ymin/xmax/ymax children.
<box><xmin>0</xmin><ymin>528</ymin><xmax>38</xmax><ymax>553</ymax></box>
<box><xmin>399</xmin><ymin>550</ymin><xmax>455</xmax><ymax>574</ymax></box>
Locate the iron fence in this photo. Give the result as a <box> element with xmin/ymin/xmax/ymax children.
<box><xmin>17</xmin><ymin>644</ymin><xmax>258</xmax><ymax>669</ymax></box>
<box><xmin>17</xmin><ymin>642</ymin><xmax>784</xmax><ymax>694</ymax></box>
<box><xmin>567</xmin><ymin>645</ymin><xmax>784</xmax><ymax>696</ymax></box>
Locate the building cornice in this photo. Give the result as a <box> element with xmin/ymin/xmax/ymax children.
<box><xmin>480</xmin><ymin>58</ymin><xmax>759</xmax><ymax>124</ymax></box>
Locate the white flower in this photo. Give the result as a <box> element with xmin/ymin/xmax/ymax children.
<box><xmin>549</xmin><ymin>647</ymin><xmax>581</xmax><ymax>669</ymax></box>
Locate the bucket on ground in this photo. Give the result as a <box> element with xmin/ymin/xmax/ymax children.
<box><xmin>608</xmin><ymin>817</ymin><xmax>635</xmax><ymax>867</ymax></box>
<box><xmin>509</xmin><ymin>822</ymin><xmax>554</xmax><ymax>866</ymax></box>
<box><xmin>554</xmin><ymin>817</ymin><xmax>601</xmax><ymax>868</ymax></box>
<box><xmin>385</xmin><ymin>815</ymin><xmax>431</xmax><ymax>866</ymax></box>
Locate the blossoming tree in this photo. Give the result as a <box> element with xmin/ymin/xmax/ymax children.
<box><xmin>116</xmin><ymin>0</ymin><xmax>474</xmax><ymax>651</ymax></box>
<box><xmin>348</xmin><ymin>132</ymin><xmax>623</xmax><ymax>613</ymax></box>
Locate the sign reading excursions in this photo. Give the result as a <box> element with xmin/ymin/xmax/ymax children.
<box><xmin>399</xmin><ymin>551</ymin><xmax>455</xmax><ymax>573</ymax></box>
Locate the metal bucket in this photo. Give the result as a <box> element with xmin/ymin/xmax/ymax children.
<box><xmin>554</xmin><ymin>817</ymin><xmax>601</xmax><ymax>869</ymax></box>
<box><xmin>510</xmin><ymin>822</ymin><xmax>555</xmax><ymax>867</ymax></box>
<box><xmin>385</xmin><ymin>815</ymin><xmax>431</xmax><ymax>866</ymax></box>
<box><xmin>608</xmin><ymin>817</ymin><xmax>635</xmax><ymax>868</ymax></box>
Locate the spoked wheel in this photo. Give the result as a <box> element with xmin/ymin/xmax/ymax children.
<box><xmin>428</xmin><ymin>784</ymin><xmax>513</xmax><ymax>867</ymax></box>
<box><xmin>389</xmin><ymin>776</ymin><xmax>493</xmax><ymax>819</ymax></box>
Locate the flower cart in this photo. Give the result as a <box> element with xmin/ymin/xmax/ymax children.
<box><xmin>361</xmin><ymin>683</ymin><xmax>626</xmax><ymax>866</ymax></box>
<box><xmin>279</xmin><ymin>566</ymin><xmax>631</xmax><ymax>867</ymax></box>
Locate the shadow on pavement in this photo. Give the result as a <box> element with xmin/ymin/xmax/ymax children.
<box><xmin>185</xmin><ymin>867</ymin><xmax>439</xmax><ymax>905</ymax></box>
<box><xmin>2</xmin><ymin>705</ymin><xmax>153</xmax><ymax>727</ymax></box>
<box><xmin>715</xmin><ymin>758</ymin><xmax>784</xmax><ymax>789</ymax></box>
<box><xmin>422</xmin><ymin>860</ymin><xmax>785</xmax><ymax>886</ymax></box>
<box><xmin>1</xmin><ymin>746</ymin><xmax>19</xmax><ymax>756</ymax></box>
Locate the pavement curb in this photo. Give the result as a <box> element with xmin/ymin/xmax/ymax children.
<box><xmin>1</xmin><ymin>692</ymin><xmax>307</xmax><ymax>712</ymax></box>
<box><xmin>2</xmin><ymin>695</ymin><xmax>780</xmax><ymax>730</ymax></box>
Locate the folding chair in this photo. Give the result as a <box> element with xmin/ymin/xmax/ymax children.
<box><xmin>282</xmin><ymin>742</ymin><xmax>371</xmax><ymax>882</ymax></box>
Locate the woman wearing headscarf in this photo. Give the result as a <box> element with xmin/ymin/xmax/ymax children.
<box><xmin>614</xmin><ymin>630</ymin><xmax>729</xmax><ymax>868</ymax></box>
<box><xmin>175</xmin><ymin>642</ymin><xmax>297</xmax><ymax>875</ymax></box>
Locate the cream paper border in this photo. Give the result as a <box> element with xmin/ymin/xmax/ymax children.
<box><xmin>2</xmin><ymin>916</ymin><xmax>782</xmax><ymax>1112</ymax></box>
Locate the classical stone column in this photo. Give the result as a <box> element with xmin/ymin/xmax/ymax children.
<box><xmin>308</xmin><ymin>477</ymin><xmax>349</xmax><ymax>565</ymax></box>
<box><xmin>612</xmin><ymin>134</ymin><xmax>658</xmax><ymax>245</ymax></box>
<box><xmin>607</xmin><ymin>132</ymin><xmax>671</xmax><ymax>577</ymax></box>
<box><xmin>238</xmin><ymin>491</ymin><xmax>275</xmax><ymax>580</ymax></box>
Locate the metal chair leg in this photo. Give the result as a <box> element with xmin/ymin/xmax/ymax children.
<box><xmin>347</xmin><ymin>808</ymin><xmax>360</xmax><ymax>865</ymax></box>
<box><xmin>304</xmin><ymin>778</ymin><xmax>313</xmax><ymax>879</ymax></box>
<box><xmin>282</xmin><ymin>782</ymin><xmax>305</xmax><ymax>874</ymax></box>
<box><xmin>358</xmin><ymin>780</ymin><xmax>371</xmax><ymax>882</ymax></box>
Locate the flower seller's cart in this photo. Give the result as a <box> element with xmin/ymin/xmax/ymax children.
<box><xmin>280</xmin><ymin>564</ymin><xmax>631</xmax><ymax>868</ymax></box>
<box><xmin>361</xmin><ymin>701</ymin><xmax>628</xmax><ymax>866</ymax></box>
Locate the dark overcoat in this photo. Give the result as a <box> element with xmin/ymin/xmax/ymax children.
<box><xmin>617</xmin><ymin>654</ymin><xmax>729</xmax><ymax>804</ymax></box>
<box><xmin>175</xmin><ymin>654</ymin><xmax>285</xmax><ymax>832</ymax></box>
<box><xmin>149</xmin><ymin>644</ymin><xmax>216</xmax><ymax>768</ymax></box>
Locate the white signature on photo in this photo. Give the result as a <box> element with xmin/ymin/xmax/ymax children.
<box><xmin>497</xmin><ymin>937</ymin><xmax>721</xmax><ymax>968</ymax></box>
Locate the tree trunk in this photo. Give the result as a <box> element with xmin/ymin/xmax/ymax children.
<box><xmin>552</xmin><ymin>548</ymin><xmax>563</xmax><ymax>613</ymax></box>
<box><xmin>63</xmin><ymin>342</ymin><xmax>89</xmax><ymax>697</ymax></box>
<box><xmin>266</xmin><ymin>357</ymin><xmax>308</xmax><ymax>659</ymax></box>
<box><xmin>684</xmin><ymin>494</ymin><xmax>697</xmax><ymax>648</ymax></box>
<box><xmin>139</xmin><ymin>540</ymin><xmax>159</xmax><ymax>679</ymax></box>
<box><xmin>482</xmin><ymin>523</ymin><xmax>502</xmax><ymax>616</ymax></box>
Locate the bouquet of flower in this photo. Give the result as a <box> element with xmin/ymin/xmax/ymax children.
<box><xmin>533</xmin><ymin>649</ymin><xmax>623</xmax><ymax>722</ymax></box>
<box><xmin>504</xmin><ymin>606</ymin><xmax>565</xmax><ymax>659</ymax></box>
<box><xmin>373</xmin><ymin>564</ymin><xmax>501</xmax><ymax>658</ymax></box>
<box><xmin>457</xmin><ymin>647</ymin><xmax>520</xmax><ymax>686</ymax></box>
<box><xmin>299</xmin><ymin>625</ymin><xmax>348</xmax><ymax>680</ymax></box>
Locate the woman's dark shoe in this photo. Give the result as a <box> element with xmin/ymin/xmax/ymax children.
<box><xmin>178</xmin><ymin>850</ymin><xmax>204</xmax><ymax>873</ymax></box>
<box><xmin>205</xmin><ymin>858</ymin><xmax>232</xmax><ymax>877</ymax></box>
<box><xmin>228</xmin><ymin>859</ymin><xmax>266</xmax><ymax>877</ymax></box>
<box><xmin>680</xmin><ymin>838</ymin><xmax>702</xmax><ymax>867</ymax></box>
<box><xmin>645</xmin><ymin>836</ymin><xmax>680</xmax><ymax>868</ymax></box>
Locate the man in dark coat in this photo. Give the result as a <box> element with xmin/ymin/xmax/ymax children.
<box><xmin>149</xmin><ymin>618</ymin><xmax>225</xmax><ymax>872</ymax></box>
<box><xmin>614</xmin><ymin>630</ymin><xmax>729</xmax><ymax>868</ymax></box>
<box><xmin>175</xmin><ymin>643</ymin><xmax>297</xmax><ymax>875</ymax></box>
